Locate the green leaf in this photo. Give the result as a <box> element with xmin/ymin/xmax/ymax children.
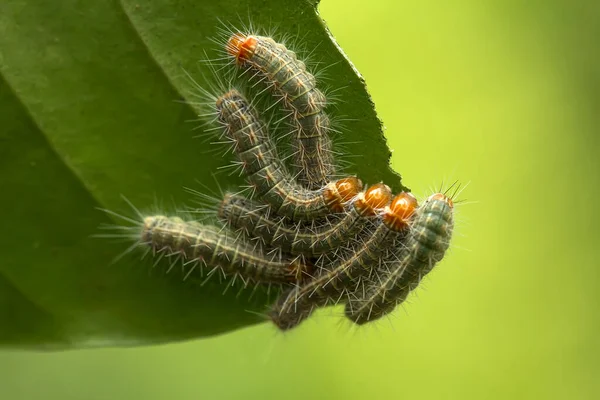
<box><xmin>0</xmin><ymin>0</ymin><xmax>405</xmax><ymax>349</ymax></box>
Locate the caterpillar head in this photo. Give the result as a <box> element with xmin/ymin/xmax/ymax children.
<box><xmin>323</xmin><ymin>177</ymin><xmax>363</xmax><ymax>212</ymax></box>
<box><xmin>354</xmin><ymin>183</ymin><xmax>393</xmax><ymax>216</ymax></box>
<box><xmin>382</xmin><ymin>192</ymin><xmax>419</xmax><ymax>231</ymax></box>
<box><xmin>226</xmin><ymin>34</ymin><xmax>258</xmax><ymax>64</ymax></box>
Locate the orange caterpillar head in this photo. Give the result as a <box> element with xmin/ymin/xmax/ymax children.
<box><xmin>323</xmin><ymin>177</ymin><xmax>363</xmax><ymax>212</ymax></box>
<box><xmin>428</xmin><ymin>192</ymin><xmax>454</xmax><ymax>208</ymax></box>
<box><xmin>383</xmin><ymin>192</ymin><xmax>418</xmax><ymax>231</ymax></box>
<box><xmin>226</xmin><ymin>34</ymin><xmax>258</xmax><ymax>64</ymax></box>
<box><xmin>354</xmin><ymin>183</ymin><xmax>393</xmax><ymax>216</ymax></box>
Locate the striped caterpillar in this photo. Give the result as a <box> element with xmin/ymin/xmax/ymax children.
<box><xmin>344</xmin><ymin>193</ymin><xmax>455</xmax><ymax>324</ymax></box>
<box><xmin>226</xmin><ymin>34</ymin><xmax>336</xmax><ymax>190</ymax></box>
<box><xmin>269</xmin><ymin>191</ymin><xmax>419</xmax><ymax>331</ymax></box>
<box><xmin>218</xmin><ymin>183</ymin><xmax>392</xmax><ymax>256</ymax></box>
<box><xmin>215</xmin><ymin>89</ymin><xmax>358</xmax><ymax>221</ymax></box>
<box><xmin>140</xmin><ymin>215</ymin><xmax>312</xmax><ymax>284</ymax></box>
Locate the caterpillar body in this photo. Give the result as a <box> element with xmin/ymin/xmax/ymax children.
<box><xmin>344</xmin><ymin>193</ymin><xmax>454</xmax><ymax>324</ymax></box>
<box><xmin>269</xmin><ymin>192</ymin><xmax>419</xmax><ymax>330</ymax></box>
<box><xmin>226</xmin><ymin>34</ymin><xmax>336</xmax><ymax>189</ymax></box>
<box><xmin>218</xmin><ymin>183</ymin><xmax>392</xmax><ymax>256</ymax></box>
<box><xmin>216</xmin><ymin>89</ymin><xmax>359</xmax><ymax>221</ymax></box>
<box><xmin>141</xmin><ymin>215</ymin><xmax>312</xmax><ymax>284</ymax></box>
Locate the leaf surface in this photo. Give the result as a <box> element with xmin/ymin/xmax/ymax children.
<box><xmin>0</xmin><ymin>0</ymin><xmax>405</xmax><ymax>348</ymax></box>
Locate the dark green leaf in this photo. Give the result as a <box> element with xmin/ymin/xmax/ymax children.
<box><xmin>0</xmin><ymin>0</ymin><xmax>405</xmax><ymax>349</ymax></box>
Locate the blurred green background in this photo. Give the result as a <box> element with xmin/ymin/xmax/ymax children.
<box><xmin>1</xmin><ymin>0</ymin><xmax>599</xmax><ymax>398</ymax></box>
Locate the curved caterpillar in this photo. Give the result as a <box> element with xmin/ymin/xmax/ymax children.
<box><xmin>226</xmin><ymin>34</ymin><xmax>335</xmax><ymax>189</ymax></box>
<box><xmin>269</xmin><ymin>191</ymin><xmax>419</xmax><ymax>331</ymax></box>
<box><xmin>344</xmin><ymin>193</ymin><xmax>454</xmax><ymax>324</ymax></box>
<box><xmin>215</xmin><ymin>89</ymin><xmax>359</xmax><ymax>221</ymax></box>
<box><xmin>218</xmin><ymin>183</ymin><xmax>392</xmax><ymax>256</ymax></box>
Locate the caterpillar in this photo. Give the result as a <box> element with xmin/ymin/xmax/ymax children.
<box><xmin>269</xmin><ymin>191</ymin><xmax>419</xmax><ymax>331</ymax></box>
<box><xmin>344</xmin><ymin>192</ymin><xmax>454</xmax><ymax>325</ymax></box>
<box><xmin>140</xmin><ymin>215</ymin><xmax>313</xmax><ymax>284</ymax></box>
<box><xmin>218</xmin><ymin>183</ymin><xmax>392</xmax><ymax>257</ymax></box>
<box><xmin>225</xmin><ymin>33</ymin><xmax>336</xmax><ymax>190</ymax></box>
<box><xmin>216</xmin><ymin>89</ymin><xmax>359</xmax><ymax>221</ymax></box>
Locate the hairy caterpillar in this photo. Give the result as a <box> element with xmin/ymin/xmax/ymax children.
<box><xmin>344</xmin><ymin>192</ymin><xmax>454</xmax><ymax>324</ymax></box>
<box><xmin>140</xmin><ymin>215</ymin><xmax>312</xmax><ymax>284</ymax></box>
<box><xmin>218</xmin><ymin>183</ymin><xmax>392</xmax><ymax>256</ymax></box>
<box><xmin>216</xmin><ymin>89</ymin><xmax>359</xmax><ymax>220</ymax></box>
<box><xmin>226</xmin><ymin>33</ymin><xmax>335</xmax><ymax>189</ymax></box>
<box><xmin>269</xmin><ymin>191</ymin><xmax>419</xmax><ymax>330</ymax></box>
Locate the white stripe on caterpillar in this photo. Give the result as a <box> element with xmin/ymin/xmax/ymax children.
<box><xmin>344</xmin><ymin>193</ymin><xmax>454</xmax><ymax>325</ymax></box>
<box><xmin>218</xmin><ymin>183</ymin><xmax>392</xmax><ymax>256</ymax></box>
<box><xmin>215</xmin><ymin>89</ymin><xmax>360</xmax><ymax>221</ymax></box>
<box><xmin>269</xmin><ymin>192</ymin><xmax>419</xmax><ymax>331</ymax></box>
<box><xmin>225</xmin><ymin>34</ymin><xmax>335</xmax><ymax>189</ymax></box>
